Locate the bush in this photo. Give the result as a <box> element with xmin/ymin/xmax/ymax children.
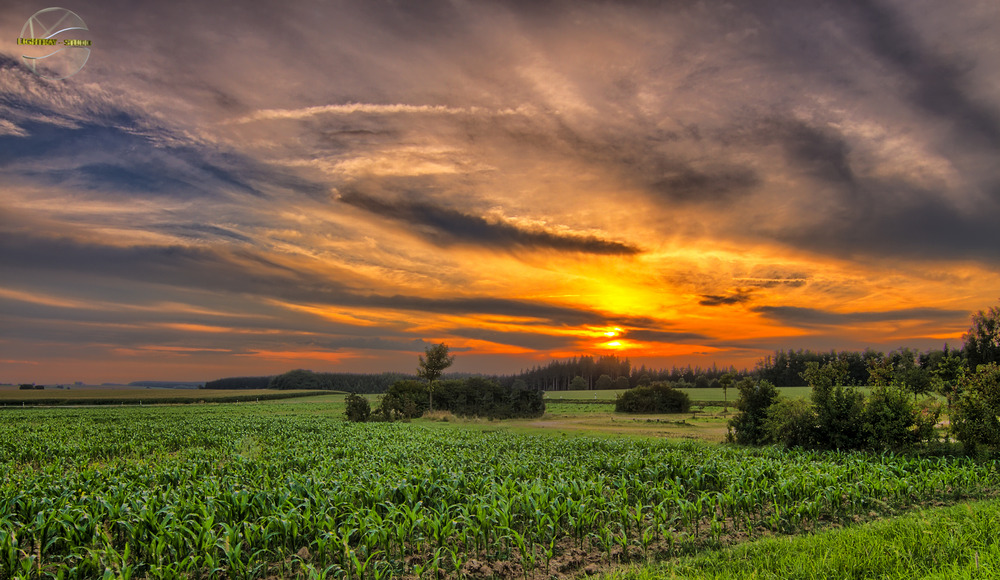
<box><xmin>765</xmin><ymin>398</ymin><xmax>816</xmax><ymax>447</ymax></box>
<box><xmin>377</xmin><ymin>380</ymin><xmax>428</xmax><ymax>419</ymax></box>
<box><xmin>913</xmin><ymin>399</ymin><xmax>942</xmax><ymax>444</ymax></box>
<box><xmin>615</xmin><ymin>383</ymin><xmax>691</xmax><ymax>413</ymax></box>
<box><xmin>811</xmin><ymin>383</ymin><xmax>865</xmax><ymax>450</ymax></box>
<box><xmin>433</xmin><ymin>377</ymin><xmax>545</xmax><ymax>419</ymax></box>
<box><xmin>344</xmin><ymin>393</ymin><xmax>371</xmax><ymax>422</ymax></box>
<box><xmin>728</xmin><ymin>379</ymin><xmax>779</xmax><ymax>445</ymax></box>
<box><xmin>862</xmin><ymin>385</ymin><xmax>916</xmax><ymax>450</ymax></box>
<box><xmin>803</xmin><ymin>361</ymin><xmax>865</xmax><ymax>450</ymax></box>
<box><xmin>372</xmin><ymin>378</ymin><xmax>544</xmax><ymax>421</ymax></box>
<box><xmin>950</xmin><ymin>363</ymin><xmax>1000</xmax><ymax>456</ymax></box>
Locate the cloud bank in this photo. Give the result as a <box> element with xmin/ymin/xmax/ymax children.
<box><xmin>1</xmin><ymin>0</ymin><xmax>998</xmax><ymax>381</ymax></box>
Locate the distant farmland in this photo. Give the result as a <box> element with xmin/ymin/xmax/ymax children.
<box><xmin>0</xmin><ymin>386</ymin><xmax>329</xmax><ymax>406</ymax></box>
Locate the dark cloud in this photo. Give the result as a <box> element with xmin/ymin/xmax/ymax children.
<box><xmin>622</xmin><ymin>329</ymin><xmax>709</xmax><ymax>343</ymax></box>
<box><xmin>0</xmin><ymin>229</ymin><xmax>306</xmax><ymax>296</ymax></box>
<box><xmin>699</xmin><ymin>290</ymin><xmax>753</xmax><ymax>307</ymax></box>
<box><xmin>0</xmin><ymin>59</ymin><xmax>327</xmax><ymax>201</ymax></box>
<box><xmin>735</xmin><ymin>271</ymin><xmax>810</xmax><ymax>289</ymax></box>
<box><xmin>309</xmin><ymin>336</ymin><xmax>440</xmax><ymax>353</ymax></box>
<box><xmin>649</xmin><ymin>166</ymin><xmax>760</xmax><ymax>202</ymax></box>
<box><xmin>338</xmin><ymin>188</ymin><xmax>641</xmax><ymax>255</ymax></box>
<box><xmin>757</xmin><ymin>118</ymin><xmax>856</xmax><ymax>190</ymax></box>
<box><xmin>846</xmin><ymin>0</ymin><xmax>1000</xmax><ymax>150</ymax></box>
<box><xmin>737</xmin><ymin>1</ymin><xmax>1000</xmax><ymax>150</ymax></box>
<box><xmin>2</xmin><ymin>0</ymin><xmax>998</xmax><ymax>381</ymax></box>
<box><xmin>721</xmin><ymin>111</ymin><xmax>1000</xmax><ymax>263</ymax></box>
<box><xmin>448</xmin><ymin>328</ymin><xmax>579</xmax><ymax>351</ymax></box>
<box><xmin>752</xmin><ymin>306</ymin><xmax>968</xmax><ymax>328</ymax></box>
<box><xmin>773</xmin><ymin>180</ymin><xmax>1000</xmax><ymax>263</ymax></box>
<box><xmin>0</xmin><ymin>114</ymin><xmax>326</xmax><ymax>200</ymax></box>
<box><xmin>0</xmin><ymin>227</ymin><xmax>608</xmax><ymax>327</ymax></box>
<box><xmin>359</xmin><ymin>295</ymin><xmax>604</xmax><ymax>327</ymax></box>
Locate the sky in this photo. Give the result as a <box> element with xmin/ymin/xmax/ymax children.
<box><xmin>1</xmin><ymin>0</ymin><xmax>999</xmax><ymax>384</ymax></box>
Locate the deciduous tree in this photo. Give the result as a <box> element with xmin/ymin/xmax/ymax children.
<box><xmin>965</xmin><ymin>304</ymin><xmax>1000</xmax><ymax>369</ymax></box>
<box><xmin>418</xmin><ymin>343</ymin><xmax>455</xmax><ymax>410</ymax></box>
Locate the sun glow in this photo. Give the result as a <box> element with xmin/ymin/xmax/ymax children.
<box><xmin>599</xmin><ymin>339</ymin><xmax>640</xmax><ymax>351</ymax></box>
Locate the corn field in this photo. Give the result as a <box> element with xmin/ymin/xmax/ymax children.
<box><xmin>1</xmin><ymin>405</ymin><xmax>997</xmax><ymax>579</ymax></box>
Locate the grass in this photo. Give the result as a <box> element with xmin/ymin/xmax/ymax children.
<box><xmin>604</xmin><ymin>499</ymin><xmax>1000</xmax><ymax>580</ymax></box>
<box><xmin>531</xmin><ymin>401</ymin><xmax>733</xmax><ymax>442</ymax></box>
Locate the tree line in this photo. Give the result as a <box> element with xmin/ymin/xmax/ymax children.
<box><xmin>753</xmin><ymin>346</ymin><xmax>965</xmax><ymax>389</ymax></box>
<box><xmin>203</xmin><ymin>371</ymin><xmax>415</xmax><ymax>393</ymax></box>
<box><xmin>506</xmin><ymin>355</ymin><xmax>748</xmax><ymax>391</ymax></box>
<box><xmin>729</xmin><ymin>302</ymin><xmax>1000</xmax><ymax>456</ymax></box>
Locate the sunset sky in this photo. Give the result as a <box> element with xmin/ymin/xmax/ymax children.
<box><xmin>2</xmin><ymin>0</ymin><xmax>999</xmax><ymax>384</ymax></box>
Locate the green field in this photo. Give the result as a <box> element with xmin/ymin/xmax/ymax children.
<box><xmin>1</xmin><ymin>401</ymin><xmax>997</xmax><ymax>578</ymax></box>
<box><xmin>0</xmin><ymin>386</ymin><xmax>329</xmax><ymax>406</ymax></box>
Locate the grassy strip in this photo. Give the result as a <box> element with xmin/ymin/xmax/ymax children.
<box><xmin>604</xmin><ymin>499</ymin><xmax>1000</xmax><ymax>580</ymax></box>
<box><xmin>0</xmin><ymin>390</ymin><xmax>333</xmax><ymax>406</ymax></box>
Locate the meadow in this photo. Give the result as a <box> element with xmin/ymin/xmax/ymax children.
<box><xmin>1</xmin><ymin>400</ymin><xmax>997</xmax><ymax>579</ymax></box>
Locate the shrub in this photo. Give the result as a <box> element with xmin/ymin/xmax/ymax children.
<box><xmin>434</xmin><ymin>377</ymin><xmax>545</xmax><ymax>419</ymax></box>
<box><xmin>913</xmin><ymin>399</ymin><xmax>942</xmax><ymax>444</ymax></box>
<box><xmin>950</xmin><ymin>363</ymin><xmax>1000</xmax><ymax>456</ymax></box>
<box><xmin>862</xmin><ymin>385</ymin><xmax>916</xmax><ymax>450</ymax></box>
<box><xmin>765</xmin><ymin>398</ymin><xmax>816</xmax><ymax>448</ymax></box>
<box><xmin>811</xmin><ymin>382</ymin><xmax>865</xmax><ymax>450</ymax></box>
<box><xmin>615</xmin><ymin>383</ymin><xmax>691</xmax><ymax>413</ymax></box>
<box><xmin>727</xmin><ymin>378</ymin><xmax>778</xmax><ymax>445</ymax></box>
<box><xmin>803</xmin><ymin>362</ymin><xmax>865</xmax><ymax>450</ymax></box>
<box><xmin>374</xmin><ymin>377</ymin><xmax>544</xmax><ymax>421</ymax></box>
<box><xmin>344</xmin><ymin>393</ymin><xmax>371</xmax><ymax>422</ymax></box>
<box><xmin>373</xmin><ymin>381</ymin><xmax>428</xmax><ymax>421</ymax></box>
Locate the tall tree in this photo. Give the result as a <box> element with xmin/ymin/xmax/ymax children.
<box><xmin>418</xmin><ymin>343</ymin><xmax>455</xmax><ymax>410</ymax></box>
<box><xmin>965</xmin><ymin>304</ymin><xmax>1000</xmax><ymax>369</ymax></box>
